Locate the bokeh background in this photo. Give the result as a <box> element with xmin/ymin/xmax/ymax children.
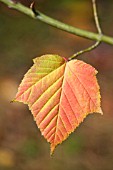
<box><xmin>0</xmin><ymin>0</ymin><xmax>113</xmax><ymax>170</ymax></box>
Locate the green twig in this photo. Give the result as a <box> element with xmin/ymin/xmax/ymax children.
<box><xmin>92</xmin><ymin>0</ymin><xmax>102</xmax><ymax>35</ymax></box>
<box><xmin>0</xmin><ymin>0</ymin><xmax>113</xmax><ymax>45</ymax></box>
<box><xmin>70</xmin><ymin>0</ymin><xmax>102</xmax><ymax>60</ymax></box>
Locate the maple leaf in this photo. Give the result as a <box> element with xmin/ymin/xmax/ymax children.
<box><xmin>14</xmin><ymin>54</ymin><xmax>102</xmax><ymax>155</ymax></box>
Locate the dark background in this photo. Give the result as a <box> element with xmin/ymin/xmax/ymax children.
<box><xmin>0</xmin><ymin>0</ymin><xmax>113</xmax><ymax>170</ymax></box>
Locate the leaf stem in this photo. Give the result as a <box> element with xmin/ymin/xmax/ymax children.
<box><xmin>69</xmin><ymin>0</ymin><xmax>102</xmax><ymax>60</ymax></box>
<box><xmin>0</xmin><ymin>0</ymin><xmax>113</xmax><ymax>45</ymax></box>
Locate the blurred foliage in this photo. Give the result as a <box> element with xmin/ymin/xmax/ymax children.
<box><xmin>20</xmin><ymin>139</ymin><xmax>41</xmax><ymax>158</ymax></box>
<box><xmin>0</xmin><ymin>149</ymin><xmax>15</xmax><ymax>168</ymax></box>
<box><xmin>0</xmin><ymin>0</ymin><xmax>113</xmax><ymax>170</ymax></box>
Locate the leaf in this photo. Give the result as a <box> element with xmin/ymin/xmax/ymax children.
<box><xmin>14</xmin><ymin>54</ymin><xmax>102</xmax><ymax>155</ymax></box>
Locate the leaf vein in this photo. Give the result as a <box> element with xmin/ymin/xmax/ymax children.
<box><xmin>38</xmin><ymin>104</ymin><xmax>59</xmax><ymax>126</ymax></box>
<box><xmin>68</xmin><ymin>65</ymin><xmax>97</xmax><ymax>108</ymax></box>
<box><xmin>63</xmin><ymin>89</ymin><xmax>79</xmax><ymax>124</ymax></box>
<box><xmin>31</xmin><ymin>75</ymin><xmax>63</xmax><ymax>108</ymax></box>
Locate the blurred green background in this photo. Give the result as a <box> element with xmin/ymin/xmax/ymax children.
<box><xmin>0</xmin><ymin>0</ymin><xmax>113</xmax><ymax>170</ymax></box>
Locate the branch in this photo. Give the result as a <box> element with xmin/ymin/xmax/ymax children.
<box><xmin>1</xmin><ymin>0</ymin><xmax>113</xmax><ymax>45</ymax></box>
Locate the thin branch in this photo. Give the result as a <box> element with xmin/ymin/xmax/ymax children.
<box><xmin>70</xmin><ymin>0</ymin><xmax>102</xmax><ymax>60</ymax></box>
<box><xmin>0</xmin><ymin>0</ymin><xmax>113</xmax><ymax>45</ymax></box>
<box><xmin>92</xmin><ymin>0</ymin><xmax>102</xmax><ymax>34</ymax></box>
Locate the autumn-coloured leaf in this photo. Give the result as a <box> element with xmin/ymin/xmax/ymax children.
<box><xmin>14</xmin><ymin>54</ymin><xmax>102</xmax><ymax>154</ymax></box>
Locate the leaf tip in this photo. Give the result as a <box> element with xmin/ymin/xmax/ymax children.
<box><xmin>99</xmin><ymin>107</ymin><xmax>103</xmax><ymax>115</ymax></box>
<box><xmin>50</xmin><ymin>144</ymin><xmax>56</xmax><ymax>156</ymax></box>
<box><xmin>10</xmin><ymin>98</ymin><xmax>16</xmax><ymax>103</ymax></box>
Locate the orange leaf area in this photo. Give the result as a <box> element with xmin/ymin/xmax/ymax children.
<box><xmin>14</xmin><ymin>54</ymin><xmax>102</xmax><ymax>154</ymax></box>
